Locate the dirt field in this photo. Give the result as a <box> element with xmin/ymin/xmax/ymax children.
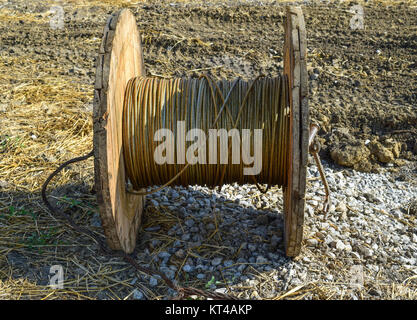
<box><xmin>0</xmin><ymin>0</ymin><xmax>416</xmax><ymax>300</ymax></box>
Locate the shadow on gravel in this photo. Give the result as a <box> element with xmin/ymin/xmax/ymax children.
<box><xmin>1</xmin><ymin>181</ymin><xmax>293</xmax><ymax>299</ymax></box>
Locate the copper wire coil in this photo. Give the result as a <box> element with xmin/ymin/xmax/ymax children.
<box><xmin>122</xmin><ymin>75</ymin><xmax>290</xmax><ymax>192</ymax></box>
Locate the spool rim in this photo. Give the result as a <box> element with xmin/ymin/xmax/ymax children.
<box><xmin>93</xmin><ymin>9</ymin><xmax>145</xmax><ymax>253</ymax></box>
<box><xmin>283</xmin><ymin>6</ymin><xmax>309</xmax><ymax>257</ymax></box>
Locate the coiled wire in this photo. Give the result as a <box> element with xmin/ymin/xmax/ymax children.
<box><xmin>122</xmin><ymin>75</ymin><xmax>290</xmax><ymax>192</ymax></box>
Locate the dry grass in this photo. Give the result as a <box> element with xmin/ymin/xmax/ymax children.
<box><xmin>0</xmin><ymin>0</ymin><xmax>416</xmax><ymax>300</ymax></box>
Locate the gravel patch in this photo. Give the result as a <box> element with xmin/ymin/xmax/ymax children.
<box><xmin>134</xmin><ymin>159</ymin><xmax>417</xmax><ymax>299</ymax></box>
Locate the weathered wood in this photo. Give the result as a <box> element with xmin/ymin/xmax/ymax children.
<box><xmin>93</xmin><ymin>9</ymin><xmax>145</xmax><ymax>253</ymax></box>
<box><xmin>283</xmin><ymin>6</ymin><xmax>309</xmax><ymax>257</ymax></box>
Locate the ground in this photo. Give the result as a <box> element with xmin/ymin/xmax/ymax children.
<box><xmin>0</xmin><ymin>0</ymin><xmax>416</xmax><ymax>300</ymax></box>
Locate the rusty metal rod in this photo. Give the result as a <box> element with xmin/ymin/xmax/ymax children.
<box><xmin>308</xmin><ymin>123</ymin><xmax>331</xmax><ymax>216</ymax></box>
<box><xmin>309</xmin><ymin>123</ymin><xmax>319</xmax><ymax>147</ymax></box>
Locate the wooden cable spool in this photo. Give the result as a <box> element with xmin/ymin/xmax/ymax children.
<box><xmin>93</xmin><ymin>6</ymin><xmax>308</xmax><ymax>257</ymax></box>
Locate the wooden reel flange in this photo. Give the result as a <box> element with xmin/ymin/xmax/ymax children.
<box><xmin>93</xmin><ymin>9</ymin><xmax>145</xmax><ymax>253</ymax></box>
<box><xmin>283</xmin><ymin>7</ymin><xmax>309</xmax><ymax>257</ymax></box>
<box><xmin>93</xmin><ymin>7</ymin><xmax>308</xmax><ymax>257</ymax></box>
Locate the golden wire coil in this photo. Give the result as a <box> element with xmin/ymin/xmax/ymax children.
<box><xmin>122</xmin><ymin>75</ymin><xmax>290</xmax><ymax>192</ymax></box>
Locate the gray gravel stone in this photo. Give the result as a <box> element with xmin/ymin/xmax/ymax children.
<box><xmin>211</xmin><ymin>257</ymin><xmax>223</xmax><ymax>266</ymax></box>
<box><xmin>149</xmin><ymin>277</ymin><xmax>158</xmax><ymax>287</ymax></box>
<box><xmin>149</xmin><ymin>199</ymin><xmax>159</xmax><ymax>207</ymax></box>
<box><xmin>306</xmin><ymin>238</ymin><xmax>318</xmax><ymax>247</ymax></box>
<box><xmin>132</xmin><ymin>289</ymin><xmax>144</xmax><ymax>300</ymax></box>
<box><xmin>91</xmin><ymin>213</ymin><xmax>102</xmax><ymax>227</ymax></box>
<box><xmin>184</xmin><ymin>219</ymin><xmax>195</xmax><ymax>227</ymax></box>
<box><xmin>181</xmin><ymin>234</ymin><xmax>191</xmax><ymax>241</ymax></box>
<box><xmin>255</xmin><ymin>214</ymin><xmax>269</xmax><ymax>225</ymax></box>
<box><xmin>183</xmin><ymin>265</ymin><xmax>195</xmax><ymax>273</ymax></box>
<box><xmin>256</xmin><ymin>256</ymin><xmax>268</xmax><ymax>264</ymax></box>
<box><xmin>158</xmin><ymin>251</ymin><xmax>171</xmax><ymax>259</ymax></box>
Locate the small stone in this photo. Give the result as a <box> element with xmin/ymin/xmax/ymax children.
<box><xmin>310</xmin><ymin>73</ymin><xmax>319</xmax><ymax>80</ymax></box>
<box><xmin>256</xmin><ymin>256</ymin><xmax>268</xmax><ymax>264</ymax></box>
<box><xmin>181</xmin><ymin>233</ymin><xmax>191</xmax><ymax>241</ymax></box>
<box><xmin>151</xmin><ymin>239</ymin><xmax>161</xmax><ymax>248</ymax></box>
<box><xmin>255</xmin><ymin>214</ymin><xmax>269</xmax><ymax>225</ymax></box>
<box><xmin>168</xmin><ymin>227</ymin><xmax>176</xmax><ymax>236</ymax></box>
<box><xmin>357</xmin><ymin>244</ymin><xmax>373</xmax><ymax>258</ymax></box>
<box><xmin>412</xmin><ymin>234</ymin><xmax>417</xmax><ymax>243</ymax></box>
<box><xmin>349</xmin><ymin>265</ymin><xmax>364</xmax><ymax>288</ymax></box>
<box><xmin>149</xmin><ymin>199</ymin><xmax>159</xmax><ymax>207</ymax></box>
<box><xmin>211</xmin><ymin>257</ymin><xmax>223</xmax><ymax>266</ymax></box>
<box><xmin>364</xmin><ymin>193</ymin><xmax>382</xmax><ymax>204</ymax></box>
<box><xmin>224</xmin><ymin>260</ymin><xmax>234</xmax><ymax>267</ymax></box>
<box><xmin>190</xmin><ymin>226</ymin><xmax>199</xmax><ymax>233</ymax></box>
<box><xmin>368</xmin><ymin>288</ymin><xmax>382</xmax><ymax>297</ymax></box>
<box><xmin>248</xmin><ymin>244</ymin><xmax>257</xmax><ymax>252</ymax></box>
<box><xmin>197</xmin><ymin>273</ymin><xmax>205</xmax><ymax>279</ymax></box>
<box><xmin>0</xmin><ymin>180</ymin><xmax>10</xmax><ymax>189</ymax></box>
<box><xmin>158</xmin><ymin>251</ymin><xmax>171</xmax><ymax>259</ymax></box>
<box><xmin>149</xmin><ymin>277</ymin><xmax>158</xmax><ymax>287</ymax></box>
<box><xmin>324</xmin><ymin>235</ymin><xmax>334</xmax><ymax>245</ymax></box>
<box><xmin>335</xmin><ymin>240</ymin><xmax>345</xmax><ymax>251</ymax></box>
<box><xmin>160</xmin><ymin>267</ymin><xmax>175</xmax><ymax>279</ymax></box>
<box><xmin>401</xmin><ymin>235</ymin><xmax>410</xmax><ymax>243</ymax></box>
<box><xmin>183</xmin><ymin>265</ymin><xmax>194</xmax><ymax>273</ymax></box>
<box><xmin>145</xmin><ymin>225</ymin><xmax>161</xmax><ymax>232</ymax></box>
<box><xmin>91</xmin><ymin>213</ymin><xmax>102</xmax><ymax>227</ymax></box>
<box><xmin>184</xmin><ymin>219</ymin><xmax>195</xmax><ymax>227</ymax></box>
<box><xmin>325</xmin><ymin>274</ymin><xmax>334</xmax><ymax>281</ymax></box>
<box><xmin>132</xmin><ymin>289</ymin><xmax>144</xmax><ymax>300</ymax></box>
<box><xmin>215</xmin><ymin>288</ymin><xmax>227</xmax><ymax>294</ymax></box>
<box><xmin>392</xmin><ymin>209</ymin><xmax>403</xmax><ymax>219</ymax></box>
<box><xmin>238</xmin><ymin>264</ymin><xmax>247</xmax><ymax>272</ymax></box>
<box><xmin>306</xmin><ymin>238</ymin><xmax>318</xmax><ymax>247</ymax></box>
<box><xmin>270</xmin><ymin>235</ymin><xmax>281</xmax><ymax>248</ymax></box>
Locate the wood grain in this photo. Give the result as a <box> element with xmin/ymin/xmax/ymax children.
<box><xmin>283</xmin><ymin>6</ymin><xmax>309</xmax><ymax>257</ymax></box>
<box><xmin>93</xmin><ymin>9</ymin><xmax>145</xmax><ymax>253</ymax></box>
